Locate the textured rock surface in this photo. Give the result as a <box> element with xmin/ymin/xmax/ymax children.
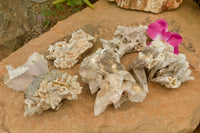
<box><xmin>129</xmin><ymin>40</ymin><xmax>194</xmax><ymax>90</ymax></box>
<box><xmin>114</xmin><ymin>0</ymin><xmax>183</xmax><ymax>13</ymax></box>
<box><xmin>0</xmin><ymin>0</ymin><xmax>34</xmax><ymax>58</ymax></box>
<box><xmin>100</xmin><ymin>25</ymin><xmax>147</xmax><ymax>57</ymax></box>
<box><xmin>24</xmin><ymin>70</ymin><xmax>82</xmax><ymax>116</ymax></box>
<box><xmin>4</xmin><ymin>52</ymin><xmax>49</xmax><ymax>91</ymax></box>
<box><xmin>0</xmin><ymin>0</ymin><xmax>200</xmax><ymax>132</ymax></box>
<box><xmin>46</xmin><ymin>29</ymin><xmax>96</xmax><ymax>69</ymax></box>
<box><xmin>79</xmin><ymin>48</ymin><xmax>146</xmax><ymax>115</ymax></box>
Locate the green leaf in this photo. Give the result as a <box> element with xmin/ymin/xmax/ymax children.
<box><xmin>41</xmin><ymin>9</ymin><xmax>51</xmax><ymax>17</ymax></box>
<box><xmin>68</xmin><ymin>0</ymin><xmax>83</xmax><ymax>7</ymax></box>
<box><xmin>74</xmin><ymin>0</ymin><xmax>83</xmax><ymax>6</ymax></box>
<box><xmin>43</xmin><ymin>19</ymin><xmax>50</xmax><ymax>27</ymax></box>
<box><xmin>67</xmin><ymin>0</ymin><xmax>75</xmax><ymax>7</ymax></box>
<box><xmin>52</xmin><ymin>0</ymin><xmax>67</xmax><ymax>5</ymax></box>
<box><xmin>83</xmin><ymin>0</ymin><xmax>94</xmax><ymax>8</ymax></box>
<box><xmin>56</xmin><ymin>4</ymin><xmax>65</xmax><ymax>11</ymax></box>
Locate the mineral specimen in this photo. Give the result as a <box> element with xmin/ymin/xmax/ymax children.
<box><xmin>129</xmin><ymin>40</ymin><xmax>194</xmax><ymax>89</ymax></box>
<box><xmin>112</xmin><ymin>0</ymin><xmax>183</xmax><ymax>14</ymax></box>
<box><xmin>46</xmin><ymin>29</ymin><xmax>96</xmax><ymax>69</ymax></box>
<box><xmin>79</xmin><ymin>48</ymin><xmax>146</xmax><ymax>116</ymax></box>
<box><xmin>4</xmin><ymin>52</ymin><xmax>49</xmax><ymax>91</ymax></box>
<box><xmin>100</xmin><ymin>25</ymin><xmax>147</xmax><ymax>57</ymax></box>
<box><xmin>24</xmin><ymin>70</ymin><xmax>82</xmax><ymax>116</ymax></box>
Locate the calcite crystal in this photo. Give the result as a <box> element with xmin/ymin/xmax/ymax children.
<box><xmin>4</xmin><ymin>52</ymin><xmax>49</xmax><ymax>91</ymax></box>
<box><xmin>46</xmin><ymin>29</ymin><xmax>96</xmax><ymax>69</ymax></box>
<box><xmin>24</xmin><ymin>70</ymin><xmax>82</xmax><ymax>116</ymax></box>
<box><xmin>129</xmin><ymin>40</ymin><xmax>194</xmax><ymax>90</ymax></box>
<box><xmin>100</xmin><ymin>25</ymin><xmax>147</xmax><ymax>57</ymax></box>
<box><xmin>113</xmin><ymin>0</ymin><xmax>183</xmax><ymax>14</ymax></box>
<box><xmin>79</xmin><ymin>48</ymin><xmax>146</xmax><ymax>116</ymax></box>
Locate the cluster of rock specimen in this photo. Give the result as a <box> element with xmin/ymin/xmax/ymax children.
<box><xmin>79</xmin><ymin>48</ymin><xmax>146</xmax><ymax>116</ymax></box>
<box><xmin>4</xmin><ymin>25</ymin><xmax>194</xmax><ymax>116</ymax></box>
<box><xmin>129</xmin><ymin>40</ymin><xmax>194</xmax><ymax>89</ymax></box>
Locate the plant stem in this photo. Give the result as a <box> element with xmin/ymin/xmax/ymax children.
<box><xmin>52</xmin><ymin>0</ymin><xmax>67</xmax><ymax>5</ymax></box>
<box><xmin>83</xmin><ymin>0</ymin><xmax>94</xmax><ymax>8</ymax></box>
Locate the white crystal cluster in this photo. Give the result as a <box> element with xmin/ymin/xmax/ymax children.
<box><xmin>100</xmin><ymin>25</ymin><xmax>147</xmax><ymax>57</ymax></box>
<box><xmin>79</xmin><ymin>48</ymin><xmax>146</xmax><ymax>116</ymax></box>
<box><xmin>129</xmin><ymin>40</ymin><xmax>194</xmax><ymax>90</ymax></box>
<box><xmin>4</xmin><ymin>52</ymin><xmax>49</xmax><ymax>91</ymax></box>
<box><xmin>24</xmin><ymin>70</ymin><xmax>82</xmax><ymax>116</ymax></box>
<box><xmin>46</xmin><ymin>29</ymin><xmax>96</xmax><ymax>69</ymax></box>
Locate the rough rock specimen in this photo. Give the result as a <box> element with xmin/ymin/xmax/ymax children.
<box><xmin>113</xmin><ymin>0</ymin><xmax>183</xmax><ymax>13</ymax></box>
<box><xmin>4</xmin><ymin>52</ymin><xmax>49</xmax><ymax>91</ymax></box>
<box><xmin>129</xmin><ymin>40</ymin><xmax>194</xmax><ymax>90</ymax></box>
<box><xmin>100</xmin><ymin>25</ymin><xmax>147</xmax><ymax>57</ymax></box>
<box><xmin>24</xmin><ymin>70</ymin><xmax>82</xmax><ymax>116</ymax></box>
<box><xmin>79</xmin><ymin>48</ymin><xmax>147</xmax><ymax>116</ymax></box>
<box><xmin>46</xmin><ymin>29</ymin><xmax>96</xmax><ymax>69</ymax></box>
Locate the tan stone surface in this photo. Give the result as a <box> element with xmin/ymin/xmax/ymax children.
<box><xmin>0</xmin><ymin>0</ymin><xmax>200</xmax><ymax>132</ymax></box>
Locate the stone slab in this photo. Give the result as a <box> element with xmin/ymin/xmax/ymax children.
<box><xmin>0</xmin><ymin>0</ymin><xmax>200</xmax><ymax>133</ymax></box>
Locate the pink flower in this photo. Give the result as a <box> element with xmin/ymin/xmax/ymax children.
<box><xmin>146</xmin><ymin>19</ymin><xmax>183</xmax><ymax>55</ymax></box>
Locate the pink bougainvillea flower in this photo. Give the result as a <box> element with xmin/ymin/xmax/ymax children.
<box><xmin>146</xmin><ymin>19</ymin><xmax>183</xmax><ymax>55</ymax></box>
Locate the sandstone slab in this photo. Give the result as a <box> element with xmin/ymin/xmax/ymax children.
<box><xmin>0</xmin><ymin>0</ymin><xmax>200</xmax><ymax>133</ymax></box>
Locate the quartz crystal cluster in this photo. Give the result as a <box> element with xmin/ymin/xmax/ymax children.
<box><xmin>129</xmin><ymin>40</ymin><xmax>194</xmax><ymax>89</ymax></box>
<box><xmin>24</xmin><ymin>70</ymin><xmax>82</xmax><ymax>116</ymax></box>
<box><xmin>100</xmin><ymin>25</ymin><xmax>147</xmax><ymax>57</ymax></box>
<box><xmin>79</xmin><ymin>48</ymin><xmax>147</xmax><ymax>116</ymax></box>
<box><xmin>46</xmin><ymin>29</ymin><xmax>96</xmax><ymax>69</ymax></box>
<box><xmin>4</xmin><ymin>52</ymin><xmax>49</xmax><ymax>91</ymax></box>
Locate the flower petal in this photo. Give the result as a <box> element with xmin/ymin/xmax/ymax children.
<box><xmin>156</xmin><ymin>19</ymin><xmax>168</xmax><ymax>31</ymax></box>
<box><xmin>160</xmin><ymin>30</ymin><xmax>171</xmax><ymax>42</ymax></box>
<box><xmin>147</xmin><ymin>23</ymin><xmax>163</xmax><ymax>40</ymax></box>
<box><xmin>166</xmin><ymin>33</ymin><xmax>183</xmax><ymax>47</ymax></box>
<box><xmin>174</xmin><ymin>46</ymin><xmax>179</xmax><ymax>55</ymax></box>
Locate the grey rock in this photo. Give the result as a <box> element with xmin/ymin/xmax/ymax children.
<box><xmin>24</xmin><ymin>70</ymin><xmax>63</xmax><ymax>98</ymax></box>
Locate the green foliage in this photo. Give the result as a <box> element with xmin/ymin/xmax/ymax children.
<box><xmin>43</xmin><ymin>19</ymin><xmax>50</xmax><ymax>27</ymax></box>
<box><xmin>71</xmin><ymin>8</ymin><xmax>80</xmax><ymax>13</ymax></box>
<box><xmin>67</xmin><ymin>0</ymin><xmax>82</xmax><ymax>7</ymax></box>
<box><xmin>53</xmin><ymin>0</ymin><xmax>94</xmax><ymax>8</ymax></box>
<box><xmin>41</xmin><ymin>0</ymin><xmax>94</xmax><ymax>28</ymax></box>
<box><xmin>52</xmin><ymin>0</ymin><xmax>67</xmax><ymax>5</ymax></box>
<box><xmin>56</xmin><ymin>4</ymin><xmax>65</xmax><ymax>11</ymax></box>
<box><xmin>41</xmin><ymin>9</ymin><xmax>52</xmax><ymax>17</ymax></box>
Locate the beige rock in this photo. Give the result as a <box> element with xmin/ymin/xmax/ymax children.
<box><xmin>46</xmin><ymin>29</ymin><xmax>96</xmax><ymax>69</ymax></box>
<box><xmin>129</xmin><ymin>40</ymin><xmax>194</xmax><ymax>90</ymax></box>
<box><xmin>24</xmin><ymin>70</ymin><xmax>82</xmax><ymax>116</ymax></box>
<box><xmin>79</xmin><ymin>48</ymin><xmax>146</xmax><ymax>116</ymax></box>
<box><xmin>114</xmin><ymin>0</ymin><xmax>183</xmax><ymax>13</ymax></box>
<box><xmin>100</xmin><ymin>25</ymin><xmax>148</xmax><ymax>57</ymax></box>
